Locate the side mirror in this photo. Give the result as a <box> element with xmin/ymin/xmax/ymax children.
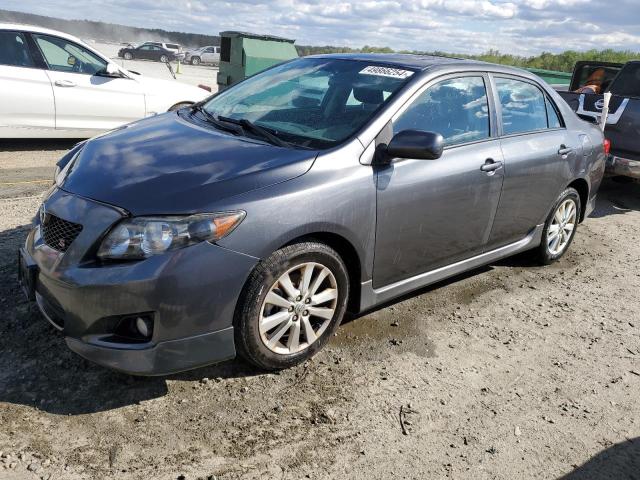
<box><xmin>376</xmin><ymin>130</ymin><xmax>444</xmax><ymax>164</ymax></box>
<box><xmin>98</xmin><ymin>62</ymin><xmax>122</xmax><ymax>78</ymax></box>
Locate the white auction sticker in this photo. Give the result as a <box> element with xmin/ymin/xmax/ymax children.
<box><xmin>359</xmin><ymin>66</ymin><xmax>414</xmax><ymax>79</ymax></box>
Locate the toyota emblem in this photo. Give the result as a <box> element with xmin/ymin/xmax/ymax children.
<box><xmin>40</xmin><ymin>204</ymin><xmax>50</xmax><ymax>225</ymax></box>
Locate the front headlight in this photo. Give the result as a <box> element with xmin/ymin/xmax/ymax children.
<box><xmin>97</xmin><ymin>212</ymin><xmax>245</xmax><ymax>260</ymax></box>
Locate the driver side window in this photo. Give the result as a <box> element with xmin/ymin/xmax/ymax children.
<box><xmin>394</xmin><ymin>76</ymin><xmax>490</xmax><ymax>147</ymax></box>
<box><xmin>34</xmin><ymin>34</ymin><xmax>106</xmax><ymax>75</ymax></box>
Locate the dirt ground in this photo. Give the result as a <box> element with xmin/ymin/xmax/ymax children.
<box><xmin>1</xmin><ymin>141</ymin><xmax>639</xmax><ymax>480</ymax></box>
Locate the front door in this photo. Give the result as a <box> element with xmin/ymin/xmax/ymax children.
<box><xmin>32</xmin><ymin>33</ymin><xmax>146</xmax><ymax>133</ymax></box>
<box><xmin>373</xmin><ymin>75</ymin><xmax>504</xmax><ymax>288</ymax></box>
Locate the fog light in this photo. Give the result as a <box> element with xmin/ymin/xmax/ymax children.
<box><xmin>136</xmin><ymin>316</ymin><xmax>153</xmax><ymax>339</ymax></box>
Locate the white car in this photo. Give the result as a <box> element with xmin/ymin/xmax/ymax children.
<box><xmin>0</xmin><ymin>24</ymin><xmax>209</xmax><ymax>138</ymax></box>
<box><xmin>185</xmin><ymin>46</ymin><xmax>220</xmax><ymax>65</ymax></box>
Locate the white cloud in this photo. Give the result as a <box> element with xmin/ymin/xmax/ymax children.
<box><xmin>1</xmin><ymin>0</ymin><xmax>638</xmax><ymax>55</ymax></box>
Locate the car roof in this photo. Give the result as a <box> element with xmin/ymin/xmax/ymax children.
<box><xmin>0</xmin><ymin>22</ymin><xmax>86</xmax><ymax>44</ymax></box>
<box><xmin>306</xmin><ymin>53</ymin><xmax>548</xmax><ymax>82</ymax></box>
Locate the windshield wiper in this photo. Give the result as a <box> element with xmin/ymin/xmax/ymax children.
<box><xmin>217</xmin><ymin>115</ymin><xmax>292</xmax><ymax>148</ymax></box>
<box><xmin>190</xmin><ymin>105</ymin><xmax>241</xmax><ymax>135</ymax></box>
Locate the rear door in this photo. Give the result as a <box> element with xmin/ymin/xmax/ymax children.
<box><xmin>136</xmin><ymin>45</ymin><xmax>154</xmax><ymax>60</ymax></box>
<box><xmin>373</xmin><ymin>74</ymin><xmax>505</xmax><ymax>288</ymax></box>
<box><xmin>0</xmin><ymin>30</ymin><xmax>55</xmax><ymax>135</ymax></box>
<box><xmin>486</xmin><ymin>75</ymin><xmax>579</xmax><ymax>250</ymax></box>
<box><xmin>32</xmin><ymin>33</ymin><xmax>146</xmax><ymax>133</ymax></box>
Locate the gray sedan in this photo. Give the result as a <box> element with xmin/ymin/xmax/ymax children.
<box><xmin>19</xmin><ymin>54</ymin><xmax>606</xmax><ymax>375</ymax></box>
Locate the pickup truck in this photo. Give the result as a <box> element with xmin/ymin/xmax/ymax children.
<box><xmin>559</xmin><ymin>60</ymin><xmax>640</xmax><ymax>179</ymax></box>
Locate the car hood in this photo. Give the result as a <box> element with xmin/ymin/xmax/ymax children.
<box><xmin>59</xmin><ymin>112</ymin><xmax>317</xmax><ymax>215</ymax></box>
<box><xmin>128</xmin><ymin>73</ymin><xmax>209</xmax><ymax>101</ymax></box>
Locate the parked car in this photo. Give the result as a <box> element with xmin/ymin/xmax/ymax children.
<box><xmin>184</xmin><ymin>46</ymin><xmax>220</xmax><ymax>65</ymax></box>
<box><xmin>0</xmin><ymin>24</ymin><xmax>209</xmax><ymax>138</ymax></box>
<box><xmin>19</xmin><ymin>54</ymin><xmax>605</xmax><ymax>375</ymax></box>
<box><xmin>559</xmin><ymin>60</ymin><xmax>640</xmax><ymax>179</ymax></box>
<box><xmin>118</xmin><ymin>44</ymin><xmax>177</xmax><ymax>63</ymax></box>
<box><xmin>138</xmin><ymin>41</ymin><xmax>184</xmax><ymax>60</ymax></box>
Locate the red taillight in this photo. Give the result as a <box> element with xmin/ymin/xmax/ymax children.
<box><xmin>604</xmin><ymin>138</ymin><xmax>611</xmax><ymax>155</ymax></box>
<box><xmin>198</xmin><ymin>84</ymin><xmax>212</xmax><ymax>92</ymax></box>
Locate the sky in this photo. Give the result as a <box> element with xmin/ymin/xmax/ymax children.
<box><xmin>2</xmin><ymin>0</ymin><xmax>640</xmax><ymax>55</ymax></box>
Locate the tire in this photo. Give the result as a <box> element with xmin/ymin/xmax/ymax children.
<box><xmin>190</xmin><ymin>57</ymin><xmax>201</xmax><ymax>65</ymax></box>
<box><xmin>123</xmin><ymin>52</ymin><xmax>133</xmax><ymax>60</ymax></box>
<box><xmin>168</xmin><ymin>102</ymin><xmax>192</xmax><ymax>112</ymax></box>
<box><xmin>535</xmin><ymin>187</ymin><xmax>581</xmax><ymax>265</ymax></box>
<box><xmin>160</xmin><ymin>55</ymin><xmax>169</xmax><ymax>63</ymax></box>
<box><xmin>234</xmin><ymin>241</ymin><xmax>349</xmax><ymax>370</ymax></box>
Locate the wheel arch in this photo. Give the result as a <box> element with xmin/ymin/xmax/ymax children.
<box><xmin>280</xmin><ymin>232</ymin><xmax>363</xmax><ymax>314</ymax></box>
<box><xmin>567</xmin><ymin>177</ymin><xmax>589</xmax><ymax>222</ymax></box>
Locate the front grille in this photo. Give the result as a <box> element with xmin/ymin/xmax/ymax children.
<box><xmin>42</xmin><ymin>214</ymin><xmax>83</xmax><ymax>252</ymax></box>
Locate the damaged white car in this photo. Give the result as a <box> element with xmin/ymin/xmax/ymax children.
<box><xmin>0</xmin><ymin>23</ymin><xmax>210</xmax><ymax>138</ymax></box>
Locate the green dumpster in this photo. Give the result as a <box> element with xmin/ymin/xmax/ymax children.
<box><xmin>525</xmin><ymin>68</ymin><xmax>572</xmax><ymax>87</ymax></box>
<box><xmin>216</xmin><ymin>31</ymin><xmax>299</xmax><ymax>91</ymax></box>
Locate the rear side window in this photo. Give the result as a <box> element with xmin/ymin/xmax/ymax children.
<box><xmin>495</xmin><ymin>78</ymin><xmax>548</xmax><ymax>135</ymax></box>
<box><xmin>0</xmin><ymin>31</ymin><xmax>34</xmax><ymax>67</ymax></box>
<box><xmin>166</xmin><ymin>44</ymin><xmax>180</xmax><ymax>50</ymax></box>
<box><xmin>546</xmin><ymin>97</ymin><xmax>562</xmax><ymax>129</ymax></box>
<box><xmin>394</xmin><ymin>76</ymin><xmax>490</xmax><ymax>147</ymax></box>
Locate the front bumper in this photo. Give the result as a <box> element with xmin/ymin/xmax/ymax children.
<box><xmin>24</xmin><ymin>188</ymin><xmax>259</xmax><ymax>375</ymax></box>
<box><xmin>606</xmin><ymin>154</ymin><xmax>640</xmax><ymax>179</ymax></box>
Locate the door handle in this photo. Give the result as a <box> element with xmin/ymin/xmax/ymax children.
<box><xmin>480</xmin><ymin>159</ymin><xmax>503</xmax><ymax>173</ymax></box>
<box><xmin>54</xmin><ymin>80</ymin><xmax>76</xmax><ymax>87</ymax></box>
<box><xmin>558</xmin><ymin>145</ymin><xmax>573</xmax><ymax>156</ymax></box>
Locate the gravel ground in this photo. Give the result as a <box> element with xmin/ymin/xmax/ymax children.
<box><xmin>0</xmin><ymin>142</ymin><xmax>639</xmax><ymax>480</ymax></box>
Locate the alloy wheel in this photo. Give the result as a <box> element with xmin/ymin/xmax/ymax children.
<box><xmin>259</xmin><ymin>262</ymin><xmax>338</xmax><ymax>355</ymax></box>
<box><xmin>547</xmin><ymin>198</ymin><xmax>577</xmax><ymax>256</ymax></box>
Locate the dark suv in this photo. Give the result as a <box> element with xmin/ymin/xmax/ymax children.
<box><xmin>19</xmin><ymin>55</ymin><xmax>606</xmax><ymax>375</ymax></box>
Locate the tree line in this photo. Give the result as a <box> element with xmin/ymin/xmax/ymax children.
<box><xmin>296</xmin><ymin>45</ymin><xmax>639</xmax><ymax>72</ymax></box>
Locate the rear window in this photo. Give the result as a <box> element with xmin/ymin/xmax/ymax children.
<box><xmin>609</xmin><ymin>63</ymin><xmax>640</xmax><ymax>98</ymax></box>
<box><xmin>574</xmin><ymin>64</ymin><xmax>621</xmax><ymax>94</ymax></box>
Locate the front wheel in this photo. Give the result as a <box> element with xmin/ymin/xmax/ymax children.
<box><xmin>123</xmin><ymin>52</ymin><xmax>133</xmax><ymax>60</ymax></box>
<box><xmin>190</xmin><ymin>57</ymin><xmax>201</xmax><ymax>65</ymax></box>
<box><xmin>536</xmin><ymin>187</ymin><xmax>581</xmax><ymax>264</ymax></box>
<box><xmin>234</xmin><ymin>242</ymin><xmax>349</xmax><ymax>370</ymax></box>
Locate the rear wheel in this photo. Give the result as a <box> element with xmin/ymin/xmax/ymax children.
<box><xmin>191</xmin><ymin>57</ymin><xmax>201</xmax><ymax>65</ymax></box>
<box><xmin>536</xmin><ymin>187</ymin><xmax>581</xmax><ymax>264</ymax></box>
<box><xmin>159</xmin><ymin>54</ymin><xmax>169</xmax><ymax>63</ymax></box>
<box><xmin>234</xmin><ymin>242</ymin><xmax>349</xmax><ymax>370</ymax></box>
<box><xmin>123</xmin><ymin>52</ymin><xmax>133</xmax><ymax>60</ymax></box>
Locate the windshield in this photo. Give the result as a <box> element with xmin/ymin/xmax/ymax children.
<box><xmin>202</xmin><ymin>58</ymin><xmax>417</xmax><ymax>149</ymax></box>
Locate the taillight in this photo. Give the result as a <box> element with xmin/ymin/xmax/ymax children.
<box><xmin>604</xmin><ymin>138</ymin><xmax>611</xmax><ymax>155</ymax></box>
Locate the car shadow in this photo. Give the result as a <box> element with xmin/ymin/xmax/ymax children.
<box><xmin>0</xmin><ymin>224</ymin><xmax>261</xmax><ymax>416</ymax></box>
<box><xmin>557</xmin><ymin>437</ymin><xmax>640</xmax><ymax>479</ymax></box>
<box><xmin>0</xmin><ymin>139</ymin><xmax>81</xmax><ymax>152</ymax></box>
<box><xmin>589</xmin><ymin>177</ymin><xmax>639</xmax><ymax>218</ymax></box>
